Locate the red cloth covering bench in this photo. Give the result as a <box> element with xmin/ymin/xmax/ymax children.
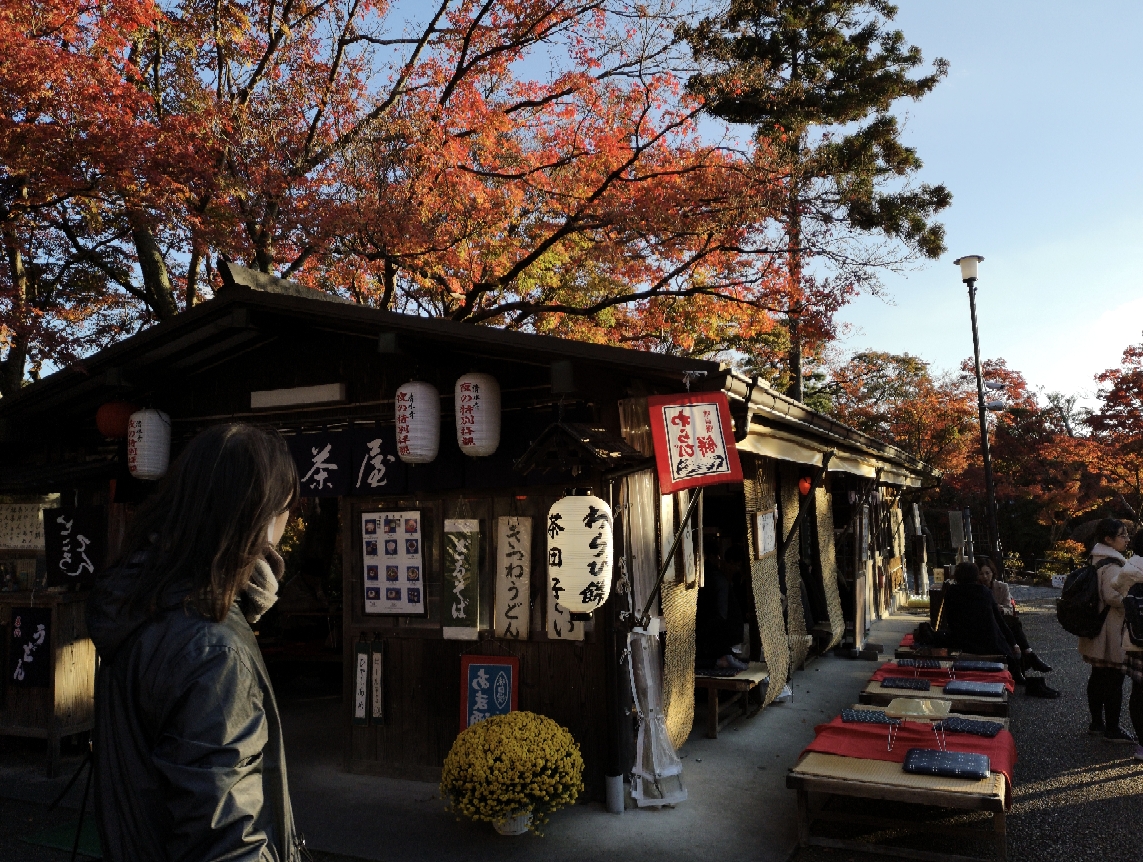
<box><xmin>871</xmin><ymin>662</ymin><xmax>1016</xmax><ymax>693</ymax></box>
<box><xmin>900</xmin><ymin>632</ymin><xmax>916</xmax><ymax>647</ymax></box>
<box><xmin>802</xmin><ymin>715</ymin><xmax>1017</xmax><ymax>807</ymax></box>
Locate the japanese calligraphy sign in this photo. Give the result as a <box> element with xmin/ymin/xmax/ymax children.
<box><xmin>547</xmin><ymin>587</ymin><xmax>584</xmax><ymax>641</ymax></box>
<box><xmin>8</xmin><ymin>607</ymin><xmax>51</xmax><ymax>688</ymax></box>
<box><xmin>460</xmin><ymin>655</ymin><xmax>518</xmax><ymax>729</ymax></box>
<box><xmin>443</xmin><ymin>519</ymin><xmax>481</xmax><ymax>640</ymax></box>
<box><xmin>752</xmin><ymin>509</ymin><xmax>777</xmax><ymax>559</ymax></box>
<box><xmin>44</xmin><ymin>506</ymin><xmax>106</xmax><ymax>588</ymax></box>
<box><xmin>646</xmin><ymin>392</ymin><xmax>743</xmax><ymax>493</ymax></box>
<box><xmin>0</xmin><ymin>504</ymin><xmax>45</xmax><ymax>550</ymax></box>
<box><xmin>545</xmin><ymin>494</ymin><xmax>613</xmax><ymax>616</ymax></box>
<box><xmin>353</xmin><ymin>639</ymin><xmax>369</xmax><ymax>726</ymax></box>
<box><xmin>288</xmin><ymin>431</ymin><xmax>351</xmax><ymax>497</ymax></box>
<box><xmin>361</xmin><ymin>511</ymin><xmax>424</xmax><ymax>615</ymax></box>
<box><xmin>494</xmin><ymin>517</ymin><xmax>532</xmax><ymax>640</ymax></box>
<box><xmin>350</xmin><ymin>423</ymin><xmax>406</xmax><ymax>495</ymax></box>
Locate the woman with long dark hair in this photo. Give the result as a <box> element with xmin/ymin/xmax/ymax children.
<box><xmin>1079</xmin><ymin>518</ymin><xmax>1134</xmax><ymax>743</ymax></box>
<box><xmin>87</xmin><ymin>424</ymin><xmax>302</xmax><ymax>860</ymax></box>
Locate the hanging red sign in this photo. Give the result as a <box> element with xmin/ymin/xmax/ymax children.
<box><xmin>646</xmin><ymin>392</ymin><xmax>743</xmax><ymax>493</ymax></box>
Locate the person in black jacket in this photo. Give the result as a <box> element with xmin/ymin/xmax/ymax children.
<box><xmin>941</xmin><ymin>562</ymin><xmax>1059</xmax><ymax>697</ymax></box>
<box><xmin>87</xmin><ymin>424</ymin><xmax>302</xmax><ymax>862</ymax></box>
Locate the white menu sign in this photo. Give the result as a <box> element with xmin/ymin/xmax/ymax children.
<box><xmin>0</xmin><ymin>504</ymin><xmax>45</xmax><ymax>550</ymax></box>
<box><xmin>362</xmin><ymin>511</ymin><xmax>424</xmax><ymax>614</ymax></box>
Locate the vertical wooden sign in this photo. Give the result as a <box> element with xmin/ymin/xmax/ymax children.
<box><xmin>443</xmin><ymin>519</ymin><xmax>481</xmax><ymax>640</ymax></box>
<box><xmin>353</xmin><ymin>639</ymin><xmax>369</xmax><ymax>725</ymax></box>
<box><xmin>495</xmin><ymin>516</ymin><xmax>532</xmax><ymax>640</ymax></box>
<box><xmin>370</xmin><ymin>640</ymin><xmax>384</xmax><ymax>724</ymax></box>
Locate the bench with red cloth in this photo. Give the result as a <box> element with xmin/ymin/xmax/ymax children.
<box><xmin>801</xmin><ymin>714</ymin><xmax>1016</xmax><ymax>807</ymax></box>
<box><xmin>871</xmin><ymin>662</ymin><xmax>1016</xmax><ymax>693</ymax></box>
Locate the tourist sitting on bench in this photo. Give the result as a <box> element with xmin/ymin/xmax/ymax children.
<box><xmin>942</xmin><ymin>562</ymin><xmax>1059</xmax><ymax>698</ymax></box>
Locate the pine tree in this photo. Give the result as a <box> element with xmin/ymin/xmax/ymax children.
<box><xmin>681</xmin><ymin>0</ymin><xmax>952</xmax><ymax>401</ymax></box>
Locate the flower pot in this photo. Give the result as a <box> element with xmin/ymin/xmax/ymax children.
<box><xmin>493</xmin><ymin>810</ymin><xmax>532</xmax><ymax>835</ymax></box>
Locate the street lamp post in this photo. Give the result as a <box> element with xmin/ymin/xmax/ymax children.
<box><xmin>954</xmin><ymin>255</ymin><xmax>1001</xmax><ymax>565</ymax></box>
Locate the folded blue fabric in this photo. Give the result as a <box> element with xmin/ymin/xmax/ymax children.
<box><xmin>879</xmin><ymin>677</ymin><xmax>932</xmax><ymax>691</ymax></box>
<box><xmin>903</xmin><ymin>748</ymin><xmax>990</xmax><ymax>780</ymax></box>
<box><xmin>841</xmin><ymin>708</ymin><xmax>898</xmax><ymax>725</ymax></box>
<box><xmin>952</xmin><ymin>660</ymin><xmax>1006</xmax><ymax>673</ymax></box>
<box><xmin>943</xmin><ymin>680</ymin><xmax>1006</xmax><ymax>697</ymax></box>
<box><xmin>935</xmin><ymin>717</ymin><xmax>1004</xmax><ymax>738</ymax></box>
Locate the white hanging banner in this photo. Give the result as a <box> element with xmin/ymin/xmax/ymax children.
<box><xmin>362</xmin><ymin>511</ymin><xmax>424</xmax><ymax>615</ymax></box>
<box><xmin>443</xmin><ymin>518</ymin><xmax>481</xmax><ymax>640</ymax></box>
<box><xmin>495</xmin><ymin>516</ymin><xmax>532</xmax><ymax>640</ymax></box>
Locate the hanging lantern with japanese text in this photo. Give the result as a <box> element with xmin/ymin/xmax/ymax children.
<box><xmin>127</xmin><ymin>409</ymin><xmax>171</xmax><ymax>480</ymax></box>
<box><xmin>454</xmin><ymin>373</ymin><xmax>500</xmax><ymax>457</ymax></box>
<box><xmin>546</xmin><ymin>493</ymin><xmax>613</xmax><ymax>617</ymax></box>
<box><xmin>395</xmin><ymin>381</ymin><xmax>440</xmax><ymax>464</ymax></box>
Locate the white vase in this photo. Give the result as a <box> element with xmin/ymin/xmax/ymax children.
<box><xmin>493</xmin><ymin>810</ymin><xmax>532</xmax><ymax>836</ymax></box>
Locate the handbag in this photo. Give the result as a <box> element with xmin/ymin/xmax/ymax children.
<box><xmin>902</xmin><ymin>748</ymin><xmax>990</xmax><ymax>780</ymax></box>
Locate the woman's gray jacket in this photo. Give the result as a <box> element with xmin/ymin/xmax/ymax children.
<box><xmin>87</xmin><ymin>568</ymin><xmax>301</xmax><ymax>861</ymax></box>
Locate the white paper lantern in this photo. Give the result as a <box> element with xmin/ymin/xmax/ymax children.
<box><xmin>546</xmin><ymin>493</ymin><xmax>614</xmax><ymax>616</ymax></box>
<box><xmin>127</xmin><ymin>409</ymin><xmax>171</xmax><ymax>480</ymax></box>
<box><xmin>395</xmin><ymin>381</ymin><xmax>440</xmax><ymax>464</ymax></box>
<box><xmin>454</xmin><ymin>373</ymin><xmax>500</xmax><ymax>457</ymax></box>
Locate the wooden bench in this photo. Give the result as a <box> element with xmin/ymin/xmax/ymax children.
<box><xmin>693</xmin><ymin>664</ymin><xmax>769</xmax><ymax>738</ymax></box>
<box><xmin>860</xmin><ymin>680</ymin><xmax>1009</xmax><ymax>717</ymax></box>
<box><xmin>787</xmin><ymin>751</ymin><xmax>1008</xmax><ymax>862</ymax></box>
<box><xmin>895</xmin><ymin>645</ymin><xmax>1007</xmax><ymax>663</ymax></box>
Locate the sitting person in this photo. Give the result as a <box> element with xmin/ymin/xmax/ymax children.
<box><xmin>695</xmin><ymin>547</ymin><xmax>747</xmax><ymax>671</ymax></box>
<box><xmin>942</xmin><ymin>562</ymin><xmax>1058</xmax><ymax>697</ymax></box>
<box><xmin>979</xmin><ymin>558</ymin><xmax>1053</xmax><ymax>673</ymax></box>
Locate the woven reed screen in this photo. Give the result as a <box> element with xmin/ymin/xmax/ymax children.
<box><xmin>816</xmin><ymin>485</ymin><xmax>845</xmax><ymax>649</ymax></box>
<box><xmin>780</xmin><ymin>464</ymin><xmax>809</xmax><ymax>671</ymax></box>
<box><xmin>744</xmin><ymin>456</ymin><xmax>788</xmax><ymax>706</ymax></box>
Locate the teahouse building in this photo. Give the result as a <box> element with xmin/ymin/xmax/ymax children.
<box><xmin>0</xmin><ymin>265</ymin><xmax>935</xmax><ymax>788</ymax></box>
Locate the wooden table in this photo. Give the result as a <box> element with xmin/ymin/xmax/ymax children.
<box><xmin>694</xmin><ymin>664</ymin><xmax>769</xmax><ymax>738</ymax></box>
<box><xmin>787</xmin><ymin>751</ymin><xmax>1008</xmax><ymax>862</ymax></box>
<box><xmin>860</xmin><ymin>680</ymin><xmax>1009</xmax><ymax>717</ymax></box>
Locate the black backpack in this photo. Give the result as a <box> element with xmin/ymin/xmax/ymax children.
<box><xmin>1124</xmin><ymin>583</ymin><xmax>1143</xmax><ymax>648</ymax></box>
<box><xmin>1056</xmin><ymin>558</ymin><xmax>1121</xmax><ymax>638</ymax></box>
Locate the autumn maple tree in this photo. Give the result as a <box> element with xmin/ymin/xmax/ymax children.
<box><xmin>2</xmin><ymin>0</ymin><xmax>827</xmax><ymax>392</ymax></box>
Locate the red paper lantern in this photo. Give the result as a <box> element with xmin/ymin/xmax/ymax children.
<box><xmin>798</xmin><ymin>475</ymin><xmax>813</xmax><ymax>496</ymax></box>
<box><xmin>96</xmin><ymin>401</ymin><xmax>139</xmax><ymax>438</ymax></box>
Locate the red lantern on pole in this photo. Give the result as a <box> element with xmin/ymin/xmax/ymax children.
<box><xmin>798</xmin><ymin>475</ymin><xmax>813</xmax><ymax>496</ymax></box>
<box><xmin>96</xmin><ymin>401</ymin><xmax>139</xmax><ymax>438</ymax></box>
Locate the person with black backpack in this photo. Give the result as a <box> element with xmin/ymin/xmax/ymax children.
<box><xmin>1077</xmin><ymin>519</ymin><xmax>1133</xmax><ymax>742</ymax></box>
<box><xmin>1112</xmin><ymin>529</ymin><xmax>1143</xmax><ymax>759</ymax></box>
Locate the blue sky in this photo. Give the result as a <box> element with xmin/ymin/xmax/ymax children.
<box><xmin>831</xmin><ymin>1</ymin><xmax>1143</xmax><ymax>405</ymax></box>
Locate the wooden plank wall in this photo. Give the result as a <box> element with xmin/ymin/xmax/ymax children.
<box><xmin>342</xmin><ymin>487</ymin><xmax>611</xmax><ymax>796</ymax></box>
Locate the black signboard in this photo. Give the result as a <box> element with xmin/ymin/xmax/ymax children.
<box><xmin>349</xmin><ymin>423</ymin><xmax>406</xmax><ymax>496</ymax></box>
<box><xmin>43</xmin><ymin>506</ymin><xmax>106</xmax><ymax>588</ymax></box>
<box><xmin>288</xmin><ymin>431</ymin><xmax>351</xmax><ymax>497</ymax></box>
<box><xmin>8</xmin><ymin>607</ymin><xmax>51</xmax><ymax>688</ymax></box>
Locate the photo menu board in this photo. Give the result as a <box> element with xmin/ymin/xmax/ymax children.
<box><xmin>362</xmin><ymin>511</ymin><xmax>424</xmax><ymax>615</ymax></box>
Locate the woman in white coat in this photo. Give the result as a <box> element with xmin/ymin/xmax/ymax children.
<box><xmin>1078</xmin><ymin>519</ymin><xmax>1132</xmax><ymax>742</ymax></box>
<box><xmin>1114</xmin><ymin>529</ymin><xmax>1143</xmax><ymax>759</ymax></box>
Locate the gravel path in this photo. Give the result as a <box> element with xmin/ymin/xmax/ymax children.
<box><xmin>790</xmin><ymin>598</ymin><xmax>1143</xmax><ymax>862</ymax></box>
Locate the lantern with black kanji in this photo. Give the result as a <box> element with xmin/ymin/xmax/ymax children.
<box><xmin>546</xmin><ymin>492</ymin><xmax>613</xmax><ymax>616</ymax></box>
<box><xmin>127</xmin><ymin>409</ymin><xmax>171</xmax><ymax>480</ymax></box>
<box><xmin>395</xmin><ymin>381</ymin><xmax>440</xmax><ymax>464</ymax></box>
<box><xmin>454</xmin><ymin>373</ymin><xmax>500</xmax><ymax>457</ymax></box>
<box><xmin>96</xmin><ymin>400</ymin><xmax>139</xmax><ymax>438</ymax></box>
